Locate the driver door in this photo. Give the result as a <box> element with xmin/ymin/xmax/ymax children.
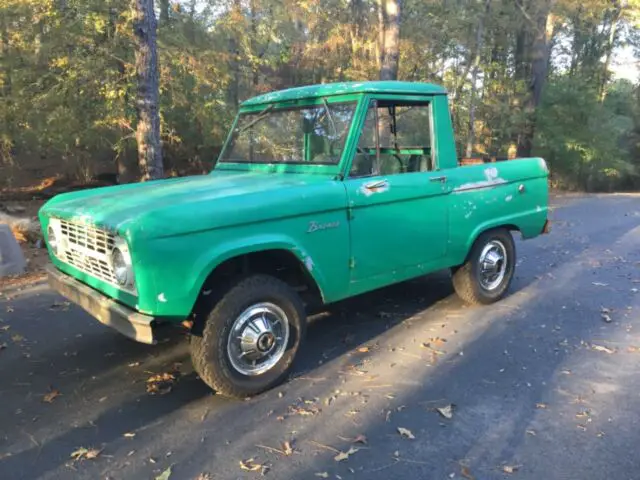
<box><xmin>345</xmin><ymin>97</ymin><xmax>449</xmax><ymax>285</ymax></box>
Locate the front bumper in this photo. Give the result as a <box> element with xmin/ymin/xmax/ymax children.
<box><xmin>47</xmin><ymin>265</ymin><xmax>156</xmax><ymax>344</ymax></box>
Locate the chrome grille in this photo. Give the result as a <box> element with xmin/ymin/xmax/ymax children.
<box><xmin>63</xmin><ymin>249</ymin><xmax>115</xmax><ymax>284</ymax></box>
<box><xmin>55</xmin><ymin>219</ymin><xmax>118</xmax><ymax>286</ymax></box>
<box><xmin>59</xmin><ymin>220</ymin><xmax>115</xmax><ymax>255</ymax></box>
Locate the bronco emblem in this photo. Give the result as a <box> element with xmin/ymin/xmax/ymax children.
<box><xmin>307</xmin><ymin>221</ymin><xmax>340</xmax><ymax>233</ymax></box>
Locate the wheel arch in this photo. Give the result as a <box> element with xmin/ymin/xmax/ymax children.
<box><xmin>190</xmin><ymin>239</ymin><xmax>326</xmax><ymax>318</ymax></box>
<box><xmin>461</xmin><ymin>222</ymin><xmax>520</xmax><ymax>265</ymax></box>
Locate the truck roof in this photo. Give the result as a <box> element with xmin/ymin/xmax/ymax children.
<box><xmin>241</xmin><ymin>81</ymin><xmax>448</xmax><ymax>107</ymax></box>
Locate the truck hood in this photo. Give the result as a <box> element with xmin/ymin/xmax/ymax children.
<box><xmin>40</xmin><ymin>171</ymin><xmax>345</xmax><ymax>239</ymax></box>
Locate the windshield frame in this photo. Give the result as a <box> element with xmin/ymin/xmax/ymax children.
<box><xmin>214</xmin><ymin>94</ymin><xmax>363</xmax><ymax>176</ymax></box>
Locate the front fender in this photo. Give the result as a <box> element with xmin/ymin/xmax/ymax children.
<box><xmin>193</xmin><ymin>234</ymin><xmax>330</xmax><ymax>303</ymax></box>
<box><xmin>144</xmin><ymin>210</ymin><xmax>350</xmax><ymax>318</ymax></box>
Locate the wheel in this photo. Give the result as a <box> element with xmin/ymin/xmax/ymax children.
<box><xmin>189</xmin><ymin>274</ymin><xmax>306</xmax><ymax>398</ymax></box>
<box><xmin>452</xmin><ymin>228</ymin><xmax>516</xmax><ymax>305</ymax></box>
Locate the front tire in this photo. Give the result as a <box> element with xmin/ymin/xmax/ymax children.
<box><xmin>452</xmin><ymin>228</ymin><xmax>516</xmax><ymax>305</ymax></box>
<box><xmin>189</xmin><ymin>274</ymin><xmax>306</xmax><ymax>398</ymax></box>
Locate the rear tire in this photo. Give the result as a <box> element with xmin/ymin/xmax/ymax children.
<box><xmin>452</xmin><ymin>228</ymin><xmax>516</xmax><ymax>305</ymax></box>
<box><xmin>189</xmin><ymin>274</ymin><xmax>306</xmax><ymax>398</ymax></box>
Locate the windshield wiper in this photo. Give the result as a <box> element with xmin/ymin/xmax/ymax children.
<box><xmin>237</xmin><ymin>104</ymin><xmax>274</xmax><ymax>134</ymax></box>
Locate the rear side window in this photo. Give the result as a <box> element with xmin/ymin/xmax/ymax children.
<box><xmin>350</xmin><ymin>100</ymin><xmax>433</xmax><ymax>177</ymax></box>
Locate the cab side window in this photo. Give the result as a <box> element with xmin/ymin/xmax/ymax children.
<box><xmin>350</xmin><ymin>100</ymin><xmax>434</xmax><ymax>178</ymax></box>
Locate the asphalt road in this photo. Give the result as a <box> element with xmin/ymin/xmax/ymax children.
<box><xmin>1</xmin><ymin>193</ymin><xmax>640</xmax><ymax>480</ymax></box>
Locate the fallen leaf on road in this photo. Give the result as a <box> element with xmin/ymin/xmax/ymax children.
<box><xmin>576</xmin><ymin>410</ymin><xmax>591</xmax><ymax>419</ymax></box>
<box><xmin>282</xmin><ymin>441</ymin><xmax>294</xmax><ymax>456</ymax></box>
<box><xmin>535</xmin><ymin>403</ymin><xmax>548</xmax><ymax>409</ymax></box>
<box><xmin>357</xmin><ymin>346</ymin><xmax>370</xmax><ymax>353</ymax></box>
<box><xmin>334</xmin><ymin>446</ymin><xmax>359</xmax><ymax>462</ymax></box>
<box><xmin>526</xmin><ymin>429</ymin><xmax>537</xmax><ymax>436</ymax></box>
<box><xmin>591</xmin><ymin>344</ymin><xmax>615</xmax><ymax>354</ymax></box>
<box><xmin>315</xmin><ymin>473</ymin><xmax>329</xmax><ymax>478</ymax></box>
<box><xmin>195</xmin><ymin>473</ymin><xmax>212</xmax><ymax>480</ymax></box>
<box><xmin>288</xmin><ymin>403</ymin><xmax>320</xmax><ymax>416</ymax></box>
<box><xmin>397</xmin><ymin>427</ymin><xmax>415</xmax><ymax>439</ymax></box>
<box><xmin>43</xmin><ymin>388</ymin><xmax>61</xmax><ymax>403</ymax></box>
<box><xmin>461</xmin><ymin>466</ymin><xmax>474</xmax><ymax>479</ymax></box>
<box><xmin>11</xmin><ymin>334</ymin><xmax>24</xmax><ymax>343</ymax></box>
<box><xmin>420</xmin><ymin>343</ymin><xmax>446</xmax><ymax>355</ymax></box>
<box><xmin>577</xmin><ymin>424</ymin><xmax>587</xmax><ymax>431</ymax></box>
<box><xmin>0</xmin><ymin>343</ymin><xmax>6</xmax><ymax>351</ymax></box>
<box><xmin>503</xmin><ymin>465</ymin><xmax>521</xmax><ymax>474</ymax></box>
<box><xmin>436</xmin><ymin>404</ymin><xmax>455</xmax><ymax>419</ymax></box>
<box><xmin>239</xmin><ymin>458</ymin><xmax>268</xmax><ymax>474</ymax></box>
<box><xmin>6</xmin><ymin>306</ymin><xmax>14</xmax><ymax>313</ymax></box>
<box><xmin>592</xmin><ymin>282</ymin><xmax>608</xmax><ymax>287</ymax></box>
<box><xmin>70</xmin><ymin>447</ymin><xmax>101</xmax><ymax>461</ymax></box>
<box><xmin>601</xmin><ymin>313</ymin><xmax>612</xmax><ymax>323</ymax></box>
<box><xmin>627</xmin><ymin>346</ymin><xmax>640</xmax><ymax>353</ymax></box>
<box><xmin>632</xmin><ymin>288</ymin><xmax>639</xmax><ymax>293</ymax></box>
<box><xmin>0</xmin><ymin>325</ymin><xmax>10</xmax><ymax>331</ymax></box>
<box><xmin>155</xmin><ymin>466</ymin><xmax>172</xmax><ymax>480</ymax></box>
<box><xmin>123</xmin><ymin>432</ymin><xmax>136</xmax><ymax>438</ymax></box>
<box><xmin>352</xmin><ymin>434</ymin><xmax>367</xmax><ymax>445</ymax></box>
<box><xmin>146</xmin><ymin>372</ymin><xmax>177</xmax><ymax>395</ymax></box>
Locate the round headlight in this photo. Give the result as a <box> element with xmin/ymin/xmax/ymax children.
<box><xmin>47</xmin><ymin>225</ymin><xmax>58</xmax><ymax>255</ymax></box>
<box><xmin>112</xmin><ymin>248</ymin><xmax>129</xmax><ymax>285</ymax></box>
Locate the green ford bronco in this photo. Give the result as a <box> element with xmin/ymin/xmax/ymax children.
<box><xmin>40</xmin><ymin>81</ymin><xmax>550</xmax><ymax>398</ymax></box>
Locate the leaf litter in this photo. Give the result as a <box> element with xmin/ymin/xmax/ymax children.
<box><xmin>502</xmin><ymin>464</ymin><xmax>521</xmax><ymax>474</ymax></box>
<box><xmin>42</xmin><ymin>387</ymin><xmax>61</xmax><ymax>403</ymax></box>
<box><xmin>239</xmin><ymin>458</ymin><xmax>269</xmax><ymax>475</ymax></box>
<box><xmin>397</xmin><ymin>427</ymin><xmax>415</xmax><ymax>439</ymax></box>
<box><xmin>155</xmin><ymin>466</ymin><xmax>172</xmax><ymax>480</ymax></box>
<box><xmin>591</xmin><ymin>344</ymin><xmax>616</xmax><ymax>354</ymax></box>
<box><xmin>146</xmin><ymin>372</ymin><xmax>179</xmax><ymax>395</ymax></box>
<box><xmin>435</xmin><ymin>404</ymin><xmax>455</xmax><ymax>419</ymax></box>
<box><xmin>70</xmin><ymin>447</ymin><xmax>102</xmax><ymax>462</ymax></box>
<box><xmin>334</xmin><ymin>446</ymin><xmax>360</xmax><ymax>462</ymax></box>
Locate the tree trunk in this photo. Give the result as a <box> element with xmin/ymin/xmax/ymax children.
<box><xmin>514</xmin><ymin>0</ymin><xmax>528</xmax><ymax>83</ymax></box>
<box><xmin>379</xmin><ymin>0</ymin><xmax>400</xmax><ymax>80</ymax></box>
<box><xmin>159</xmin><ymin>0</ymin><xmax>170</xmax><ymax>25</ymax></box>
<box><xmin>569</xmin><ymin>8</ymin><xmax>583</xmax><ymax>76</ymax></box>
<box><xmin>376</xmin><ymin>0</ymin><xmax>384</xmax><ymax>71</ymax></box>
<box><xmin>600</xmin><ymin>7</ymin><xmax>622</xmax><ymax>102</ymax></box>
<box><xmin>465</xmin><ymin>0</ymin><xmax>491</xmax><ymax>158</ymax></box>
<box><xmin>517</xmin><ymin>0</ymin><xmax>554</xmax><ymax>158</ymax></box>
<box><xmin>133</xmin><ymin>0</ymin><xmax>163</xmax><ymax>181</ymax></box>
<box><xmin>228</xmin><ymin>0</ymin><xmax>242</xmax><ymax>108</ymax></box>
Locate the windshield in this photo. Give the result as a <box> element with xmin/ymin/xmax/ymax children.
<box><xmin>220</xmin><ymin>102</ymin><xmax>356</xmax><ymax>165</ymax></box>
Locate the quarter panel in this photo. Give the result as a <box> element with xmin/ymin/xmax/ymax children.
<box><xmin>445</xmin><ymin>159</ymin><xmax>549</xmax><ymax>266</ymax></box>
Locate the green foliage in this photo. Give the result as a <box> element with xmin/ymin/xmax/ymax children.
<box><xmin>0</xmin><ymin>0</ymin><xmax>639</xmax><ymax>190</ymax></box>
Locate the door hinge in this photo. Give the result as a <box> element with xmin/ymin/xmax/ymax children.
<box><xmin>349</xmin><ymin>258</ymin><xmax>356</xmax><ymax>269</ymax></box>
<box><xmin>346</xmin><ymin>205</ymin><xmax>354</xmax><ymax>220</ymax></box>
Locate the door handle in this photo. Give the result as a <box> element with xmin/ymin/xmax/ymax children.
<box><xmin>363</xmin><ymin>179</ymin><xmax>389</xmax><ymax>191</ymax></box>
<box><xmin>430</xmin><ymin>176</ymin><xmax>447</xmax><ymax>183</ymax></box>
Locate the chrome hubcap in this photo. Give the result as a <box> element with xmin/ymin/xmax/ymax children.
<box><xmin>478</xmin><ymin>240</ymin><xmax>508</xmax><ymax>291</ymax></box>
<box><xmin>227</xmin><ymin>302</ymin><xmax>290</xmax><ymax>376</ymax></box>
